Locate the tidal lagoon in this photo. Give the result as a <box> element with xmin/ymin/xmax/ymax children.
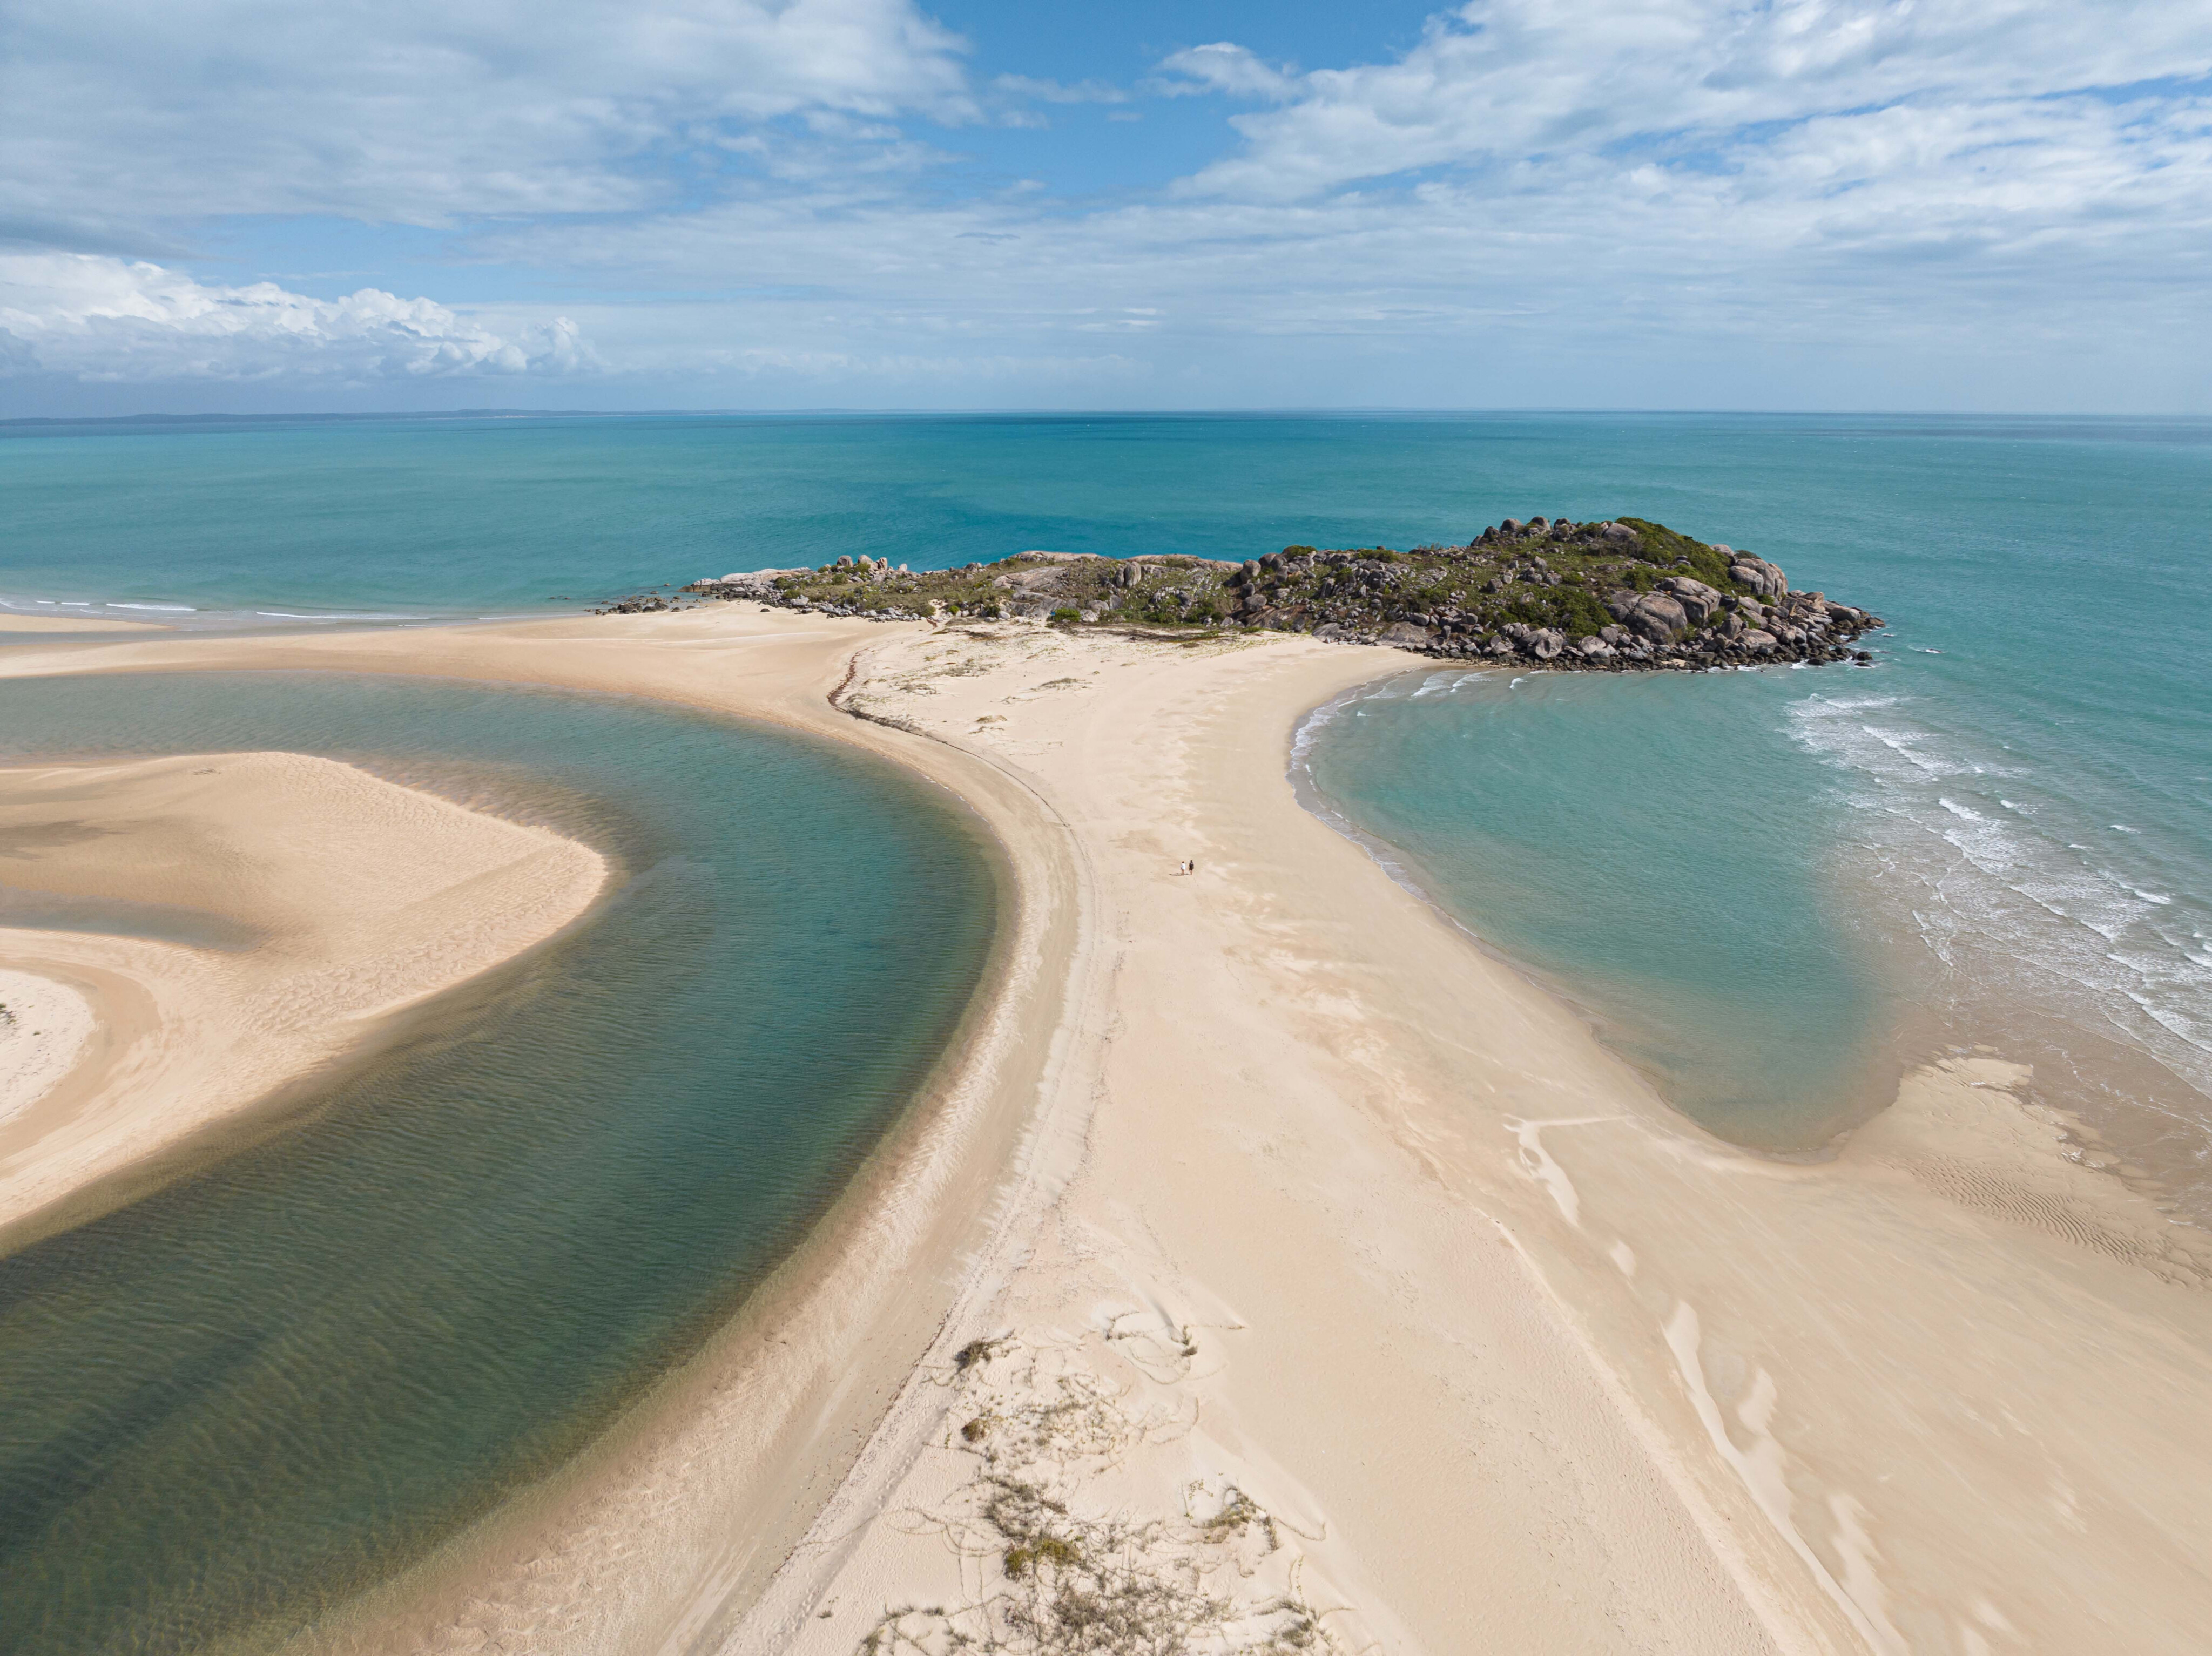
<box><xmin>0</xmin><ymin>671</ymin><xmax>996</xmax><ymax>1653</ymax></box>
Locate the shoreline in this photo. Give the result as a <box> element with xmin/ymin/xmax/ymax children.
<box><xmin>1285</xmin><ymin>665</ymin><xmax>1908</xmax><ymax>1162</ymax></box>
<box><xmin>1290</xmin><ymin>659</ymin><xmax>2212</xmax><ymax>1211</ymax></box>
<box><xmin>3</xmin><ymin>610</ymin><xmax>2210</xmax><ymax>1650</ymax></box>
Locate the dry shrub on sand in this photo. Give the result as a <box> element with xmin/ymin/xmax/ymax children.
<box><xmin>857</xmin><ymin>1339</ymin><xmax>1353</xmax><ymax>1656</ymax></box>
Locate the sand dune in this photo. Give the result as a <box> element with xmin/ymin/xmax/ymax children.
<box><xmin>3</xmin><ymin>609</ymin><xmax>2209</xmax><ymax>1653</ymax></box>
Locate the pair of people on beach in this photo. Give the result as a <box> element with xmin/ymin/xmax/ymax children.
<box><xmin>1174</xmin><ymin>858</ymin><xmax>1197</xmax><ymax>875</ymax></box>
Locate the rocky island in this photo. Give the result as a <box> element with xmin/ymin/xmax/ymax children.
<box><xmin>646</xmin><ymin>516</ymin><xmax>1883</xmax><ymax>668</ymax></box>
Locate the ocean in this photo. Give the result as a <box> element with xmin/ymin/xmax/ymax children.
<box><xmin>1283</xmin><ymin>416</ymin><xmax>2211</xmax><ymax>1212</ymax></box>
<box><xmin>1</xmin><ymin>410</ymin><xmax>2207</xmax><ymax>1639</ymax></box>
<box><xmin>8</xmin><ymin>411</ymin><xmax>2201</xmax><ymax>1180</ymax></box>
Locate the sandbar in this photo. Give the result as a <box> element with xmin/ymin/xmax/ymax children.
<box><xmin>0</xmin><ymin>750</ymin><xmax>606</xmax><ymax>1242</ymax></box>
<box><xmin>2</xmin><ymin>609</ymin><xmax>2209</xmax><ymax>1653</ymax></box>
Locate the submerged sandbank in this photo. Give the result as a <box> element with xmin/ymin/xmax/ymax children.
<box><xmin>0</xmin><ymin>750</ymin><xmax>606</xmax><ymax>1241</ymax></box>
<box><xmin>3</xmin><ymin>609</ymin><xmax>2209</xmax><ymax>1653</ymax></box>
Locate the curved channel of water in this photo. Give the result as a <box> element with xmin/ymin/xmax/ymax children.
<box><xmin>0</xmin><ymin>671</ymin><xmax>998</xmax><ymax>1654</ymax></box>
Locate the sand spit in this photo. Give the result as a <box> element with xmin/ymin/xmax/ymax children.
<box><xmin>3</xmin><ymin>610</ymin><xmax>2209</xmax><ymax>1653</ymax></box>
<box><xmin>0</xmin><ymin>751</ymin><xmax>606</xmax><ymax>1241</ymax></box>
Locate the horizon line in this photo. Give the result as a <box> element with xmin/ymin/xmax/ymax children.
<box><xmin>9</xmin><ymin>407</ymin><xmax>2211</xmax><ymax>429</ymax></box>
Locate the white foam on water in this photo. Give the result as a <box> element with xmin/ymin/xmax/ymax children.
<box><xmin>1288</xmin><ymin>684</ymin><xmax>1358</xmax><ymax>766</ymax></box>
<box><xmin>1787</xmin><ymin>687</ymin><xmax>2212</xmax><ymax>1108</ymax></box>
<box><xmin>1290</xmin><ymin>668</ymin><xmax>1488</xmax><ymax>765</ymax></box>
<box><xmin>106</xmin><ymin>603</ymin><xmax>197</xmax><ymax>612</ymax></box>
<box><xmin>255</xmin><ymin>611</ymin><xmax>413</xmax><ymax>621</ymax></box>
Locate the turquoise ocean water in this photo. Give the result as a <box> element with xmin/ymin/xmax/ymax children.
<box><xmin>1</xmin><ymin>412</ymin><xmax>2207</xmax><ymax>1641</ymax></box>
<box><xmin>1278</xmin><ymin>416</ymin><xmax>2211</xmax><ymax>1195</ymax></box>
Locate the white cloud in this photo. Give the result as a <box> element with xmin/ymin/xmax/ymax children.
<box><xmin>449</xmin><ymin>66</ymin><xmax>2212</xmax><ymax>409</ymax></box>
<box><xmin>1152</xmin><ymin>44</ymin><xmax>1297</xmax><ymax>102</ymax></box>
<box><xmin>638</xmin><ymin>341</ymin><xmax>1152</xmax><ymax>387</ymax></box>
<box><xmin>1</xmin><ymin>0</ymin><xmax>975</xmax><ymax>242</ymax></box>
<box><xmin>1163</xmin><ymin>0</ymin><xmax>2212</xmax><ymax>201</ymax></box>
<box><xmin>482</xmin><ymin>73</ymin><xmax>2212</xmax><ymax>342</ymax></box>
<box><xmin>3</xmin><ymin>0</ymin><xmax>2208</xmax><ymax>409</ymax></box>
<box><xmin>0</xmin><ymin>254</ymin><xmax>597</xmax><ymax>382</ymax></box>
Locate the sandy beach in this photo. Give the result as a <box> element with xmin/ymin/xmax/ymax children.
<box><xmin>3</xmin><ymin>607</ymin><xmax>2209</xmax><ymax>1652</ymax></box>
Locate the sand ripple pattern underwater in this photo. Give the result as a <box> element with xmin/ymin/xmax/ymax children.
<box><xmin>0</xmin><ymin>672</ymin><xmax>996</xmax><ymax>1654</ymax></box>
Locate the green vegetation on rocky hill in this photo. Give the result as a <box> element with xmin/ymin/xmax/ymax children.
<box><xmin>644</xmin><ymin>515</ymin><xmax>1884</xmax><ymax>669</ymax></box>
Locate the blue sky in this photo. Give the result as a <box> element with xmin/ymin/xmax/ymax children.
<box><xmin>2</xmin><ymin>0</ymin><xmax>2208</xmax><ymax>415</ymax></box>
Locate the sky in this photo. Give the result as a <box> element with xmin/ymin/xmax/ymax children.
<box><xmin>2</xmin><ymin>0</ymin><xmax>2208</xmax><ymax>415</ymax></box>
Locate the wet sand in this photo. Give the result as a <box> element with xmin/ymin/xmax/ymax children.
<box><xmin>3</xmin><ymin>609</ymin><xmax>2209</xmax><ymax>1652</ymax></box>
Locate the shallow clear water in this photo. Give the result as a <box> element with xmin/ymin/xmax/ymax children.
<box><xmin>0</xmin><ymin>411</ymin><xmax>2207</xmax><ymax>1646</ymax></box>
<box><xmin>1300</xmin><ymin>669</ymin><xmax>1898</xmax><ymax>1148</ymax></box>
<box><xmin>1291</xmin><ymin>418</ymin><xmax>2212</xmax><ymax>1202</ymax></box>
<box><xmin>0</xmin><ymin>672</ymin><xmax>996</xmax><ymax>1653</ymax></box>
